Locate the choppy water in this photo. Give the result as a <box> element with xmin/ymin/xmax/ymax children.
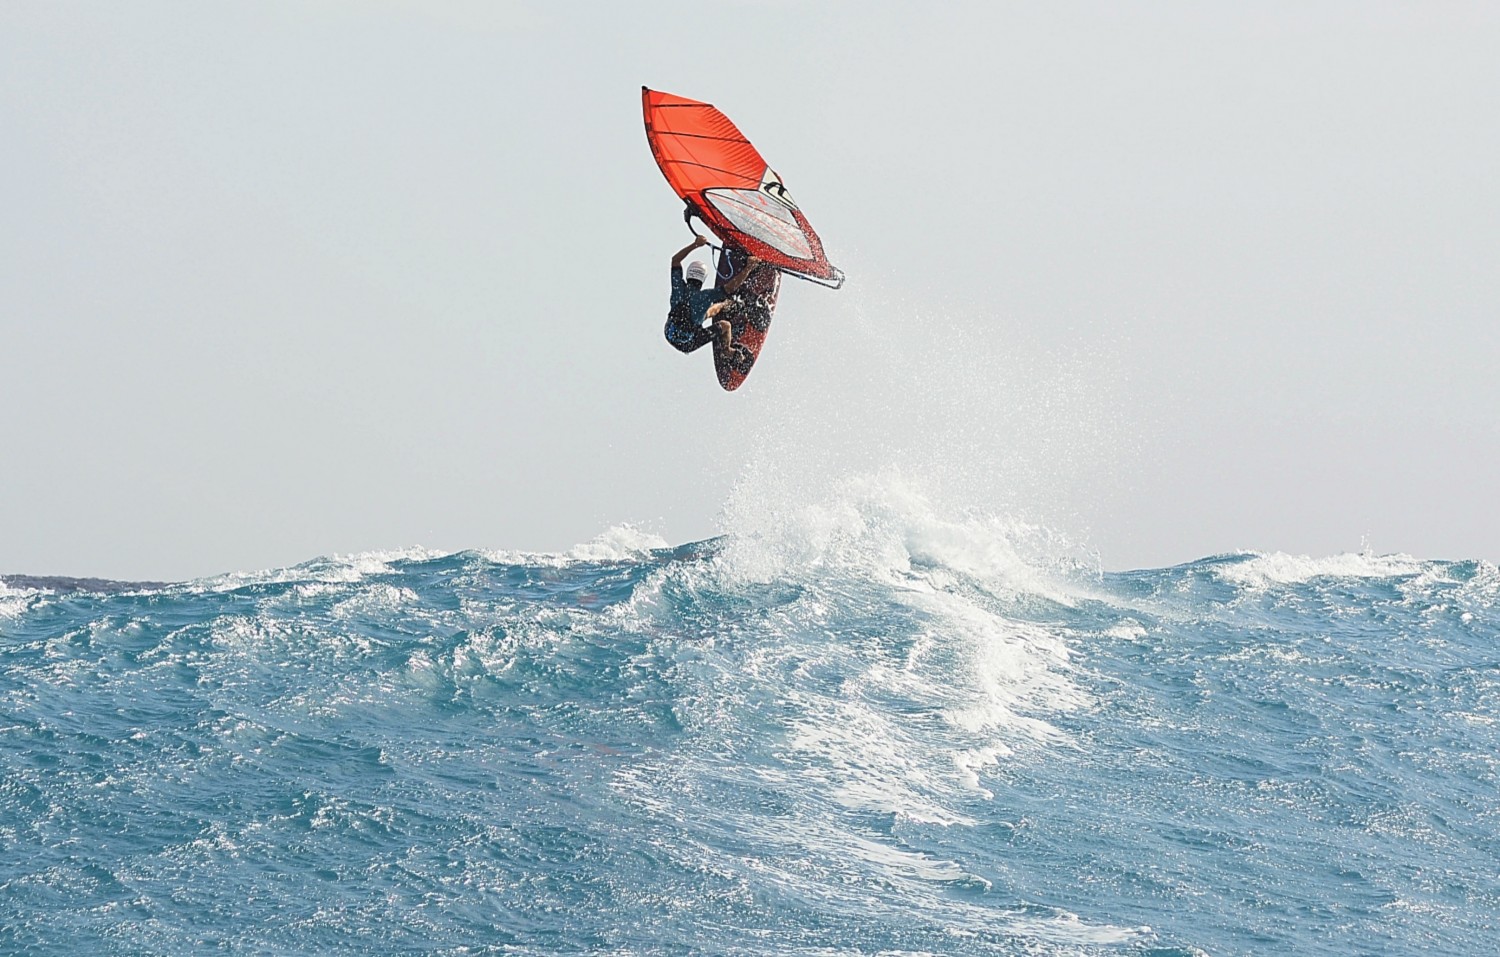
<box><xmin>3</xmin><ymin>477</ymin><xmax>1498</xmax><ymax>955</ymax></box>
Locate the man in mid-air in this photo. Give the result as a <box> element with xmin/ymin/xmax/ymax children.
<box><xmin>665</xmin><ymin>235</ymin><xmax>761</xmax><ymax>357</ymax></box>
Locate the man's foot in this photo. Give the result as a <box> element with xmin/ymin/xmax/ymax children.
<box><xmin>725</xmin><ymin>343</ymin><xmax>755</xmax><ymax>373</ymax></box>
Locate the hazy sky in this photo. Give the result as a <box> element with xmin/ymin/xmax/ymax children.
<box><xmin>3</xmin><ymin>2</ymin><xmax>1496</xmax><ymax>580</ymax></box>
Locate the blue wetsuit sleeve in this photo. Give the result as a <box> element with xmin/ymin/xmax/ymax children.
<box><xmin>670</xmin><ymin>268</ymin><xmax>687</xmax><ymax>308</ymax></box>
<box><xmin>688</xmin><ymin>287</ymin><xmax>727</xmax><ymax>326</ymax></box>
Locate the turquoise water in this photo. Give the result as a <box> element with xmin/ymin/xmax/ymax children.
<box><xmin>3</xmin><ymin>485</ymin><xmax>1497</xmax><ymax>955</ymax></box>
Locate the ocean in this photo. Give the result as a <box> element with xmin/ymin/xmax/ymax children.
<box><xmin>3</xmin><ymin>475</ymin><xmax>1497</xmax><ymax>955</ymax></box>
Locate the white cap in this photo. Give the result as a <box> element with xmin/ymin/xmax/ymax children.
<box><xmin>685</xmin><ymin>260</ymin><xmax>709</xmax><ymax>284</ymax></box>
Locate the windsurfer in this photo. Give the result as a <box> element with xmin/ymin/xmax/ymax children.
<box><xmin>665</xmin><ymin>236</ymin><xmax>763</xmax><ymax>355</ymax></box>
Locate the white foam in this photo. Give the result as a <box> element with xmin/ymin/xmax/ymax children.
<box><xmin>841</xmin><ymin>831</ymin><xmax>971</xmax><ymax>883</ymax></box>
<box><xmin>633</xmin><ymin>468</ymin><xmax>1103</xmax><ymax>836</ymax></box>
<box><xmin>189</xmin><ymin>546</ymin><xmax>450</xmax><ymax>591</ymax></box>
<box><xmin>908</xmin><ymin>592</ymin><xmax>1086</xmax><ymax>741</ymax></box>
<box><xmin>787</xmin><ymin>703</ymin><xmax>978</xmax><ymax>827</ymax></box>
<box><xmin>1213</xmin><ymin>549</ymin><xmax>1428</xmax><ymax>588</ymax></box>
<box><xmin>1103</xmin><ymin>621</ymin><xmax>1148</xmax><ymax>640</ymax></box>
<box><xmin>565</xmin><ymin>524</ymin><xmax>669</xmax><ymax>562</ymax></box>
<box><xmin>1004</xmin><ymin>911</ymin><xmax>1153</xmax><ymax>946</ymax></box>
<box><xmin>330</xmin><ymin>583</ymin><xmax>420</xmax><ymax>619</ymax></box>
<box><xmin>0</xmin><ymin>580</ymin><xmax>36</xmax><ymax>620</ymax></box>
<box><xmin>952</xmin><ymin>743</ymin><xmax>1012</xmax><ymax>799</ymax></box>
<box><xmin>1446</xmin><ymin>560</ymin><xmax>1500</xmax><ymax>608</ymax></box>
<box><xmin>713</xmin><ymin>467</ymin><xmax>1092</xmax><ymax>606</ymax></box>
<box><xmin>476</xmin><ymin>523</ymin><xmax>670</xmax><ymax>568</ymax></box>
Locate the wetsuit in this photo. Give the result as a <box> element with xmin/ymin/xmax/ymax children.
<box><xmin>664</xmin><ymin>266</ymin><xmax>725</xmax><ymax>354</ymax></box>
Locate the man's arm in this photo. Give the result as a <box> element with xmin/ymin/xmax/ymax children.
<box><xmin>721</xmin><ymin>256</ymin><xmax>762</xmax><ymax>295</ymax></box>
<box><xmin>671</xmin><ymin>235</ymin><xmax>708</xmax><ymax>269</ymax></box>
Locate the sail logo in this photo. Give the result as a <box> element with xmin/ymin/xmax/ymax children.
<box><xmin>759</xmin><ymin>168</ymin><xmax>799</xmax><ymax>211</ymax></box>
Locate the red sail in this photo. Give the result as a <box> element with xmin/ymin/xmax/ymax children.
<box><xmin>642</xmin><ymin>87</ymin><xmax>842</xmax><ymax>287</ymax></box>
